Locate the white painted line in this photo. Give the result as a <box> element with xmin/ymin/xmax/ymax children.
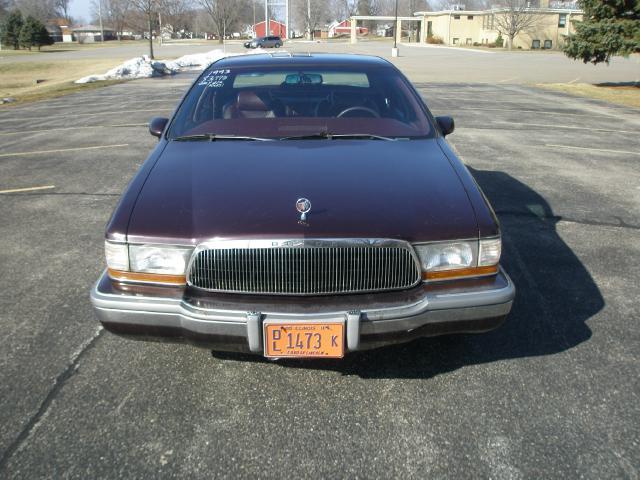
<box><xmin>0</xmin><ymin>185</ymin><xmax>55</xmax><ymax>194</ymax></box>
<box><xmin>544</xmin><ymin>144</ymin><xmax>640</xmax><ymax>156</ymax></box>
<box><xmin>498</xmin><ymin>77</ymin><xmax>519</xmax><ymax>83</ymax></box>
<box><xmin>494</xmin><ymin>121</ymin><xmax>639</xmax><ymax>134</ymax></box>
<box><xmin>0</xmin><ymin>124</ymin><xmax>147</xmax><ymax>136</ymax></box>
<box><xmin>568</xmin><ymin>77</ymin><xmax>581</xmax><ymax>84</ymax></box>
<box><xmin>449</xmin><ymin>106</ymin><xmax>587</xmax><ymax>116</ymax></box>
<box><xmin>0</xmin><ymin>98</ymin><xmax>174</xmax><ymax>113</ymax></box>
<box><xmin>0</xmin><ymin>108</ymin><xmax>169</xmax><ymax>123</ymax></box>
<box><xmin>399</xmin><ymin>43</ymin><xmax>495</xmax><ymax>54</ymax></box>
<box><xmin>0</xmin><ymin>144</ymin><xmax>129</xmax><ymax>158</ymax></box>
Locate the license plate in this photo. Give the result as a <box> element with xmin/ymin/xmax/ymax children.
<box><xmin>263</xmin><ymin>322</ymin><xmax>344</xmax><ymax>358</ymax></box>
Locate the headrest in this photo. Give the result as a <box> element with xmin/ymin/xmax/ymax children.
<box><xmin>237</xmin><ymin>91</ymin><xmax>269</xmax><ymax>111</ymax></box>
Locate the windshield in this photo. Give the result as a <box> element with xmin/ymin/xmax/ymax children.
<box><xmin>167</xmin><ymin>64</ymin><xmax>432</xmax><ymax>139</ymax></box>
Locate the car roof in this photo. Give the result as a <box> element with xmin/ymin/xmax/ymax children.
<box><xmin>210</xmin><ymin>53</ymin><xmax>393</xmax><ymax>70</ymax></box>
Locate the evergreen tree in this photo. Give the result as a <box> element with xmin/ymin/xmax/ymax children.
<box><xmin>564</xmin><ymin>0</ymin><xmax>640</xmax><ymax>64</ymax></box>
<box><xmin>19</xmin><ymin>15</ymin><xmax>38</xmax><ymax>50</ymax></box>
<box><xmin>1</xmin><ymin>10</ymin><xmax>24</xmax><ymax>50</ymax></box>
<box><xmin>19</xmin><ymin>16</ymin><xmax>54</xmax><ymax>50</ymax></box>
<box><xmin>34</xmin><ymin>19</ymin><xmax>54</xmax><ymax>50</ymax></box>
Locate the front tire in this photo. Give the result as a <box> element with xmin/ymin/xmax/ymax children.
<box><xmin>275</xmin><ymin>43</ymin><xmax>281</xmax><ymax>48</ymax></box>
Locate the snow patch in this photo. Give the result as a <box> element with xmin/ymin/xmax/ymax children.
<box><xmin>75</xmin><ymin>48</ymin><xmax>279</xmax><ymax>84</ymax></box>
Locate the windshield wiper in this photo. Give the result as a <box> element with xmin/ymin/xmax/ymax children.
<box><xmin>172</xmin><ymin>134</ymin><xmax>273</xmax><ymax>142</ymax></box>
<box><xmin>279</xmin><ymin>132</ymin><xmax>398</xmax><ymax>141</ymax></box>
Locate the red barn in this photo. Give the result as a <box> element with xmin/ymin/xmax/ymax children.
<box><xmin>253</xmin><ymin>20</ymin><xmax>287</xmax><ymax>38</ymax></box>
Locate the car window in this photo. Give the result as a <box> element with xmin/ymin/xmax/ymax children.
<box><xmin>168</xmin><ymin>64</ymin><xmax>431</xmax><ymax>139</ymax></box>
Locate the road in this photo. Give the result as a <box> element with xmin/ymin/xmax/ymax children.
<box><xmin>1</xmin><ymin>39</ymin><xmax>639</xmax><ymax>84</ymax></box>
<box><xmin>0</xmin><ymin>63</ymin><xmax>639</xmax><ymax>478</ymax></box>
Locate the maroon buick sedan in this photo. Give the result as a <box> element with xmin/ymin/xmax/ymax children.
<box><xmin>90</xmin><ymin>53</ymin><xmax>515</xmax><ymax>359</ymax></box>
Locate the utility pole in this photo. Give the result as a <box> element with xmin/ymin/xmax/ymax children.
<box><xmin>158</xmin><ymin>11</ymin><xmax>163</xmax><ymax>47</ymax></box>
<box><xmin>307</xmin><ymin>0</ymin><xmax>311</xmax><ymax>39</ymax></box>
<box><xmin>392</xmin><ymin>0</ymin><xmax>399</xmax><ymax>56</ymax></box>
<box><xmin>98</xmin><ymin>0</ymin><xmax>105</xmax><ymax>42</ymax></box>
<box><xmin>253</xmin><ymin>0</ymin><xmax>256</xmax><ymax>37</ymax></box>
<box><xmin>265</xmin><ymin>0</ymin><xmax>268</xmax><ymax>36</ymax></box>
<box><xmin>285</xmin><ymin>0</ymin><xmax>289</xmax><ymax>39</ymax></box>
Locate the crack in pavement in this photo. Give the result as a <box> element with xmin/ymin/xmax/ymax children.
<box><xmin>0</xmin><ymin>327</ymin><xmax>104</xmax><ymax>473</ymax></box>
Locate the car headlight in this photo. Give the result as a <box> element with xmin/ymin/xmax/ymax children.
<box><xmin>413</xmin><ymin>237</ymin><xmax>500</xmax><ymax>281</ymax></box>
<box><xmin>105</xmin><ymin>241</ymin><xmax>193</xmax><ymax>285</ymax></box>
<box><xmin>129</xmin><ymin>244</ymin><xmax>192</xmax><ymax>275</ymax></box>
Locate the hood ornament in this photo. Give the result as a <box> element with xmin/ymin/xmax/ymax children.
<box><xmin>296</xmin><ymin>198</ymin><xmax>311</xmax><ymax>222</ymax></box>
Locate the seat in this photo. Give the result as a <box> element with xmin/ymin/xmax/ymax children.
<box><xmin>223</xmin><ymin>91</ymin><xmax>281</xmax><ymax>119</ymax></box>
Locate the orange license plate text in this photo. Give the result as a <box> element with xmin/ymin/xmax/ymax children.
<box><xmin>263</xmin><ymin>322</ymin><xmax>344</xmax><ymax>358</ymax></box>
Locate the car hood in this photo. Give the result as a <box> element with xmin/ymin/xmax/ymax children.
<box><xmin>127</xmin><ymin>139</ymin><xmax>479</xmax><ymax>244</ymax></box>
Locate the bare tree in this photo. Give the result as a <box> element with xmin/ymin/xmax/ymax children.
<box><xmin>331</xmin><ymin>0</ymin><xmax>357</xmax><ymax>19</ymax></box>
<box><xmin>55</xmin><ymin>0</ymin><xmax>71</xmax><ymax>20</ymax></box>
<box><xmin>13</xmin><ymin>0</ymin><xmax>58</xmax><ymax>22</ymax></box>
<box><xmin>297</xmin><ymin>0</ymin><xmax>331</xmax><ymax>38</ymax></box>
<box><xmin>0</xmin><ymin>0</ymin><xmax>11</xmax><ymax>20</ymax></box>
<box><xmin>162</xmin><ymin>0</ymin><xmax>195</xmax><ymax>37</ymax></box>
<box><xmin>197</xmin><ymin>0</ymin><xmax>237</xmax><ymax>43</ymax></box>
<box><xmin>130</xmin><ymin>0</ymin><xmax>160</xmax><ymax>57</ymax></box>
<box><xmin>493</xmin><ymin>0</ymin><xmax>540</xmax><ymax>49</ymax></box>
<box><xmin>102</xmin><ymin>0</ymin><xmax>132</xmax><ymax>40</ymax></box>
<box><xmin>404</xmin><ymin>0</ymin><xmax>428</xmax><ymax>14</ymax></box>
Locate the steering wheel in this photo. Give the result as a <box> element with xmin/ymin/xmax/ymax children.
<box><xmin>336</xmin><ymin>106</ymin><xmax>380</xmax><ymax>118</ymax></box>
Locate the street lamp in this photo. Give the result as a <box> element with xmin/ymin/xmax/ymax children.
<box><xmin>392</xmin><ymin>0</ymin><xmax>399</xmax><ymax>57</ymax></box>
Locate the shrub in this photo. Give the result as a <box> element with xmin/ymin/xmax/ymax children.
<box><xmin>426</xmin><ymin>35</ymin><xmax>444</xmax><ymax>44</ymax></box>
<box><xmin>495</xmin><ymin>34</ymin><xmax>504</xmax><ymax>48</ymax></box>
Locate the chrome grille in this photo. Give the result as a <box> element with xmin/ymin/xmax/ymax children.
<box><xmin>187</xmin><ymin>242</ymin><xmax>420</xmax><ymax>295</ymax></box>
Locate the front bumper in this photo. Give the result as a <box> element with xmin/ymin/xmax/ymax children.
<box><xmin>90</xmin><ymin>268</ymin><xmax>515</xmax><ymax>354</ymax></box>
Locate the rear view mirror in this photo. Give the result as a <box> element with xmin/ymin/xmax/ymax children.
<box><xmin>435</xmin><ymin>116</ymin><xmax>455</xmax><ymax>137</ymax></box>
<box><xmin>149</xmin><ymin>117</ymin><xmax>169</xmax><ymax>138</ymax></box>
<box><xmin>284</xmin><ymin>73</ymin><xmax>323</xmax><ymax>85</ymax></box>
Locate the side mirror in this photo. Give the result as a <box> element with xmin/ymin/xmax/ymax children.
<box><xmin>435</xmin><ymin>116</ymin><xmax>455</xmax><ymax>137</ymax></box>
<box><xmin>149</xmin><ymin>117</ymin><xmax>169</xmax><ymax>138</ymax></box>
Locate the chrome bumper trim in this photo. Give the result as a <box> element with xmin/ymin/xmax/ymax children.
<box><xmin>91</xmin><ymin>268</ymin><xmax>515</xmax><ymax>352</ymax></box>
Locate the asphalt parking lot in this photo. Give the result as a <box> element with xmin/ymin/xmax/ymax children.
<box><xmin>0</xmin><ymin>65</ymin><xmax>639</xmax><ymax>478</ymax></box>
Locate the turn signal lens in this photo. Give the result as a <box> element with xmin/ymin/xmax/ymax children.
<box><xmin>479</xmin><ymin>238</ymin><xmax>502</xmax><ymax>266</ymax></box>
<box><xmin>107</xmin><ymin>269</ymin><xmax>186</xmax><ymax>286</ymax></box>
<box><xmin>105</xmin><ymin>241</ymin><xmax>129</xmax><ymax>271</ymax></box>
<box><xmin>423</xmin><ymin>265</ymin><xmax>498</xmax><ymax>280</ymax></box>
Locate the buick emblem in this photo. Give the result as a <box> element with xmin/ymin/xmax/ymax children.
<box><xmin>296</xmin><ymin>198</ymin><xmax>311</xmax><ymax>222</ymax></box>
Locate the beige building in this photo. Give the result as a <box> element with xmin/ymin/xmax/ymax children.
<box><xmin>351</xmin><ymin>6</ymin><xmax>582</xmax><ymax>50</ymax></box>
<box><xmin>417</xmin><ymin>8</ymin><xmax>582</xmax><ymax>50</ymax></box>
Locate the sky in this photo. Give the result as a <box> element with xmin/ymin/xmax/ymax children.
<box><xmin>69</xmin><ymin>0</ymin><xmax>92</xmax><ymax>24</ymax></box>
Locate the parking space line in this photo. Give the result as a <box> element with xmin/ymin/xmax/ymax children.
<box><xmin>0</xmin><ymin>124</ymin><xmax>147</xmax><ymax>136</ymax></box>
<box><xmin>0</xmin><ymin>185</ymin><xmax>55</xmax><ymax>194</ymax></box>
<box><xmin>494</xmin><ymin>121</ymin><xmax>639</xmax><ymax>134</ymax></box>
<box><xmin>498</xmin><ymin>77</ymin><xmax>519</xmax><ymax>83</ymax></box>
<box><xmin>0</xmin><ymin>109</ymin><xmax>169</xmax><ymax>123</ymax></box>
<box><xmin>544</xmin><ymin>144</ymin><xmax>640</xmax><ymax>156</ymax></box>
<box><xmin>0</xmin><ymin>98</ymin><xmax>177</xmax><ymax>113</ymax></box>
<box><xmin>0</xmin><ymin>144</ymin><xmax>129</xmax><ymax>158</ymax></box>
<box><xmin>448</xmin><ymin>107</ymin><xmax>587</xmax><ymax>116</ymax></box>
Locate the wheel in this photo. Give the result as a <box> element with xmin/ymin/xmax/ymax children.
<box><xmin>275</xmin><ymin>43</ymin><xmax>281</xmax><ymax>48</ymax></box>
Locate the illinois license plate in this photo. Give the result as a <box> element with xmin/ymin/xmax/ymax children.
<box><xmin>263</xmin><ymin>322</ymin><xmax>345</xmax><ymax>358</ymax></box>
